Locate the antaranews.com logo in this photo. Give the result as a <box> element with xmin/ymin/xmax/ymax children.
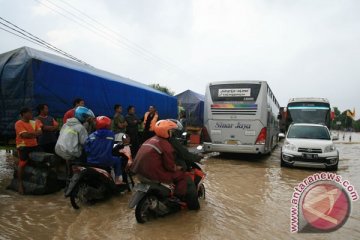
<box><xmin>290</xmin><ymin>172</ymin><xmax>358</xmax><ymax>233</ymax></box>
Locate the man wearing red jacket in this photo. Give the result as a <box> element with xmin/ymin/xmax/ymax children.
<box><xmin>63</xmin><ymin>98</ymin><xmax>84</xmax><ymax>124</ymax></box>
<box><xmin>132</xmin><ymin>119</ymin><xmax>199</xmax><ymax>210</ymax></box>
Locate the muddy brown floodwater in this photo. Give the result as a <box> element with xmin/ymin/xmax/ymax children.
<box><xmin>1</xmin><ymin>134</ymin><xmax>360</xmax><ymax>240</ymax></box>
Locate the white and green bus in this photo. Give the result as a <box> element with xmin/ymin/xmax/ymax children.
<box><xmin>284</xmin><ymin>98</ymin><xmax>333</xmax><ymax>131</ymax></box>
<box><xmin>203</xmin><ymin>81</ymin><xmax>280</xmax><ymax>154</ymax></box>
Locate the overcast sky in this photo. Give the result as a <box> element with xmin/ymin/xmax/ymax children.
<box><xmin>1</xmin><ymin>0</ymin><xmax>359</xmax><ymax>117</ymax></box>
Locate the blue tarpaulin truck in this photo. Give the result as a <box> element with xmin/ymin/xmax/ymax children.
<box><xmin>0</xmin><ymin>46</ymin><xmax>177</xmax><ymax>142</ymax></box>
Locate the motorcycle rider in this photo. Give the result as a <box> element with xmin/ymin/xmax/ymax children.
<box><xmin>55</xmin><ymin>106</ymin><xmax>94</xmax><ymax>164</ymax></box>
<box><xmin>167</xmin><ymin>119</ymin><xmax>202</xmax><ymax>171</ymax></box>
<box><xmin>85</xmin><ymin>116</ymin><xmax>124</xmax><ymax>185</ymax></box>
<box><xmin>131</xmin><ymin>119</ymin><xmax>200</xmax><ymax>210</ymax></box>
<box><xmin>115</xmin><ymin>134</ymin><xmax>133</xmax><ymax>170</ymax></box>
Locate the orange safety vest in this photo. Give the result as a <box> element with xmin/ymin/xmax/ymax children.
<box><xmin>143</xmin><ymin>112</ymin><xmax>158</xmax><ymax>131</ymax></box>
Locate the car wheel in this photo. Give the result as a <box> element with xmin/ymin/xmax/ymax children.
<box><xmin>280</xmin><ymin>158</ymin><xmax>286</xmax><ymax>167</ymax></box>
<box><xmin>326</xmin><ymin>163</ymin><xmax>338</xmax><ymax>171</ymax></box>
<box><xmin>280</xmin><ymin>151</ymin><xmax>289</xmax><ymax>168</ymax></box>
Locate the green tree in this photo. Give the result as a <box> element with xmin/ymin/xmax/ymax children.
<box><xmin>342</xmin><ymin>110</ymin><xmax>353</xmax><ymax>129</ymax></box>
<box><xmin>331</xmin><ymin>107</ymin><xmax>341</xmax><ymax>129</ymax></box>
<box><xmin>149</xmin><ymin>83</ymin><xmax>175</xmax><ymax>96</ymax></box>
<box><xmin>354</xmin><ymin>120</ymin><xmax>360</xmax><ymax>132</ymax></box>
<box><xmin>331</xmin><ymin>107</ymin><xmax>360</xmax><ymax>131</ymax></box>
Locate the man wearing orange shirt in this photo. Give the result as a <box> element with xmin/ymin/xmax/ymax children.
<box><xmin>142</xmin><ymin>105</ymin><xmax>158</xmax><ymax>142</ymax></box>
<box><xmin>15</xmin><ymin>107</ymin><xmax>42</xmax><ymax>194</ymax></box>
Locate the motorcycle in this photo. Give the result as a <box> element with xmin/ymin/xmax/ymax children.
<box><xmin>129</xmin><ymin>146</ymin><xmax>206</xmax><ymax>223</ymax></box>
<box><xmin>65</xmin><ymin>141</ymin><xmax>133</xmax><ymax>209</ymax></box>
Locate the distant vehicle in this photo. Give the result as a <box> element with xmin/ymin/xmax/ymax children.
<box><xmin>283</xmin><ymin>98</ymin><xmax>334</xmax><ymax>131</ymax></box>
<box><xmin>203</xmin><ymin>80</ymin><xmax>280</xmax><ymax>154</ymax></box>
<box><xmin>281</xmin><ymin>123</ymin><xmax>339</xmax><ymax>170</ymax></box>
<box><xmin>278</xmin><ymin>107</ymin><xmax>287</xmax><ymax>133</ymax></box>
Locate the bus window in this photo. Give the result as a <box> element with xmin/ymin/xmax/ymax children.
<box><xmin>209</xmin><ymin>83</ymin><xmax>261</xmax><ymax>102</ymax></box>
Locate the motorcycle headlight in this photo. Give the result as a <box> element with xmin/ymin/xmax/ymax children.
<box><xmin>324</xmin><ymin>144</ymin><xmax>336</xmax><ymax>153</ymax></box>
<box><xmin>283</xmin><ymin>141</ymin><xmax>297</xmax><ymax>151</ymax></box>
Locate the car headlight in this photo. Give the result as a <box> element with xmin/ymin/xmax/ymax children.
<box><xmin>324</xmin><ymin>144</ymin><xmax>336</xmax><ymax>153</ymax></box>
<box><xmin>283</xmin><ymin>141</ymin><xmax>297</xmax><ymax>151</ymax></box>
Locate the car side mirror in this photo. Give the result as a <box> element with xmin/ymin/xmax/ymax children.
<box><xmin>278</xmin><ymin>133</ymin><xmax>285</xmax><ymax>139</ymax></box>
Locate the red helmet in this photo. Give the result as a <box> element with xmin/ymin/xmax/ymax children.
<box><xmin>95</xmin><ymin>116</ymin><xmax>111</xmax><ymax>129</ymax></box>
<box><xmin>154</xmin><ymin>119</ymin><xmax>179</xmax><ymax>138</ymax></box>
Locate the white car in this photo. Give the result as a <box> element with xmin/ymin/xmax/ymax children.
<box><xmin>281</xmin><ymin>123</ymin><xmax>339</xmax><ymax>170</ymax></box>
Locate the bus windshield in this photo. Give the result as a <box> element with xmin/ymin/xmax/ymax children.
<box><xmin>210</xmin><ymin>83</ymin><xmax>261</xmax><ymax>102</ymax></box>
<box><xmin>287</xmin><ymin>125</ymin><xmax>331</xmax><ymax>140</ymax></box>
<box><xmin>287</xmin><ymin>102</ymin><xmax>330</xmax><ymax>126</ymax></box>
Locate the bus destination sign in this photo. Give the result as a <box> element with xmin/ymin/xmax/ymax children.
<box><xmin>218</xmin><ymin>88</ymin><xmax>251</xmax><ymax>97</ymax></box>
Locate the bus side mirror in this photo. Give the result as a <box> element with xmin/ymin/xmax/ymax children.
<box><xmin>277</xmin><ymin>114</ymin><xmax>282</xmax><ymax>120</ymax></box>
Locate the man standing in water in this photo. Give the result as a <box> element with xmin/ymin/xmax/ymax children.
<box><xmin>15</xmin><ymin>107</ymin><xmax>42</xmax><ymax>194</ymax></box>
<box><xmin>142</xmin><ymin>105</ymin><xmax>158</xmax><ymax>142</ymax></box>
<box><xmin>35</xmin><ymin>104</ymin><xmax>59</xmax><ymax>153</ymax></box>
<box><xmin>112</xmin><ymin>104</ymin><xmax>128</xmax><ymax>141</ymax></box>
<box><xmin>125</xmin><ymin>105</ymin><xmax>140</xmax><ymax>157</ymax></box>
<box><xmin>63</xmin><ymin>98</ymin><xmax>85</xmax><ymax>124</ymax></box>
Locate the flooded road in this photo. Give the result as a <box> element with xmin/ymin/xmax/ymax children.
<box><xmin>1</xmin><ymin>133</ymin><xmax>359</xmax><ymax>240</ymax></box>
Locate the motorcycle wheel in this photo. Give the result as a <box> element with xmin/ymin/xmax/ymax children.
<box><xmin>135</xmin><ymin>195</ymin><xmax>157</xmax><ymax>224</ymax></box>
<box><xmin>198</xmin><ymin>184</ymin><xmax>205</xmax><ymax>199</ymax></box>
<box><xmin>70</xmin><ymin>182</ymin><xmax>88</xmax><ymax>209</ymax></box>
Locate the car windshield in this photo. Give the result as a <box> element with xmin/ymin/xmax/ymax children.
<box><xmin>287</xmin><ymin>125</ymin><xmax>331</xmax><ymax>140</ymax></box>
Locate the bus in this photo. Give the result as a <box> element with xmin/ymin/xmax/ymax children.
<box><xmin>284</xmin><ymin>98</ymin><xmax>334</xmax><ymax>131</ymax></box>
<box><xmin>203</xmin><ymin>80</ymin><xmax>280</xmax><ymax>154</ymax></box>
